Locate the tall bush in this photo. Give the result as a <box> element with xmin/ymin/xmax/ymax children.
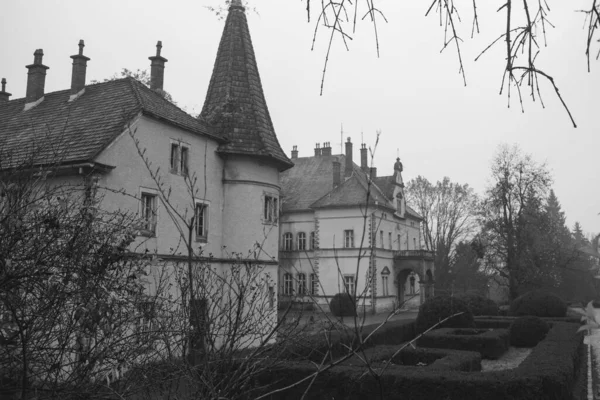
<box><xmin>415</xmin><ymin>295</ymin><xmax>474</xmax><ymax>333</ymax></box>
<box><xmin>509</xmin><ymin>291</ymin><xmax>567</xmax><ymax>317</ymax></box>
<box><xmin>330</xmin><ymin>293</ymin><xmax>356</xmax><ymax>317</ymax></box>
<box><xmin>457</xmin><ymin>293</ymin><xmax>499</xmax><ymax>316</ymax></box>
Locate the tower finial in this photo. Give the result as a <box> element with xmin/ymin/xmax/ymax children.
<box><xmin>1</xmin><ymin>78</ymin><xmax>5</xmax><ymax>92</ymax></box>
<box><xmin>78</xmin><ymin>39</ymin><xmax>85</xmax><ymax>55</ymax></box>
<box><xmin>156</xmin><ymin>40</ymin><xmax>162</xmax><ymax>56</ymax></box>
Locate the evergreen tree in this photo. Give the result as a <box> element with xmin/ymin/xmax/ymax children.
<box><xmin>572</xmin><ymin>221</ymin><xmax>587</xmax><ymax>245</ymax></box>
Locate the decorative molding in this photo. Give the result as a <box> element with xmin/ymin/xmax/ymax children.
<box><xmin>222</xmin><ymin>179</ymin><xmax>281</xmax><ymax>191</ymax></box>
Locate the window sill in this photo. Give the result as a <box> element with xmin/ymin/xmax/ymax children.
<box><xmin>195</xmin><ymin>236</ymin><xmax>208</xmax><ymax>243</ymax></box>
<box><xmin>262</xmin><ymin>220</ymin><xmax>278</xmax><ymax>226</ymax></box>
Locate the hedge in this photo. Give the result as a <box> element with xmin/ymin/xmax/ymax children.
<box><xmin>278</xmin><ymin>319</ymin><xmax>417</xmax><ymax>362</ymax></box>
<box><xmin>417</xmin><ymin>328</ymin><xmax>509</xmax><ymax>359</ymax></box>
<box><xmin>337</xmin><ymin>345</ymin><xmax>481</xmax><ymax>372</ymax></box>
<box><xmin>255</xmin><ymin>322</ymin><xmax>584</xmax><ymax>400</ymax></box>
<box><xmin>474</xmin><ymin>315</ymin><xmax>580</xmax><ymax>330</ymax></box>
<box><xmin>509</xmin><ymin>291</ymin><xmax>567</xmax><ymax>318</ymax></box>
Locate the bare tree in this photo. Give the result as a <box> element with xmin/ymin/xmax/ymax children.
<box><xmin>302</xmin><ymin>0</ymin><xmax>599</xmax><ymax>126</ymax></box>
<box><xmin>0</xmin><ymin>150</ymin><xmax>177</xmax><ymax>399</ymax></box>
<box><xmin>405</xmin><ymin>176</ymin><xmax>479</xmax><ymax>291</ymax></box>
<box><xmin>479</xmin><ymin>143</ymin><xmax>552</xmax><ymax>300</ymax></box>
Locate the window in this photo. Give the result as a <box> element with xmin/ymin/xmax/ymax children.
<box><xmin>344</xmin><ymin>230</ymin><xmax>354</xmax><ymax>248</ymax></box>
<box><xmin>344</xmin><ymin>275</ymin><xmax>356</xmax><ymax>295</ymax></box>
<box><xmin>195</xmin><ymin>202</ymin><xmax>208</xmax><ymax>242</ymax></box>
<box><xmin>268</xmin><ymin>286</ymin><xmax>275</xmax><ymax>308</ymax></box>
<box><xmin>310</xmin><ymin>273</ymin><xmax>318</xmax><ymax>295</ymax></box>
<box><xmin>388</xmin><ymin>232</ymin><xmax>392</xmax><ymax>249</ymax></box>
<box><xmin>382</xmin><ymin>275</ymin><xmax>389</xmax><ymax>296</ymax></box>
<box><xmin>310</xmin><ymin>231</ymin><xmax>316</xmax><ymax>250</ymax></box>
<box><xmin>283</xmin><ymin>233</ymin><xmax>293</xmax><ymax>251</ymax></box>
<box><xmin>264</xmin><ymin>195</ymin><xmax>278</xmax><ymax>224</ymax></box>
<box><xmin>397</xmin><ymin>234</ymin><xmax>401</xmax><ymax>250</ymax></box>
<box><xmin>170</xmin><ymin>143</ymin><xmax>179</xmax><ymax>172</ymax></box>
<box><xmin>283</xmin><ymin>273</ymin><xmax>293</xmax><ymax>295</ymax></box>
<box><xmin>297</xmin><ymin>232</ymin><xmax>307</xmax><ymax>251</ymax></box>
<box><xmin>180</xmin><ymin>146</ymin><xmax>189</xmax><ymax>176</ymax></box>
<box><xmin>297</xmin><ymin>273</ymin><xmax>307</xmax><ymax>295</ymax></box>
<box><xmin>170</xmin><ymin>142</ymin><xmax>189</xmax><ymax>175</ymax></box>
<box><xmin>136</xmin><ymin>300</ymin><xmax>156</xmax><ymax>343</ymax></box>
<box><xmin>380</xmin><ymin>231</ymin><xmax>384</xmax><ymax>249</ymax></box>
<box><xmin>140</xmin><ymin>192</ymin><xmax>157</xmax><ymax>235</ymax></box>
<box><xmin>413</xmin><ymin>238</ymin><xmax>417</xmax><ymax>250</ymax></box>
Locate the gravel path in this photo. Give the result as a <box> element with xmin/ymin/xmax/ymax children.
<box><xmin>584</xmin><ymin>308</ymin><xmax>600</xmax><ymax>400</ymax></box>
<box><xmin>481</xmin><ymin>347</ymin><xmax>532</xmax><ymax>372</ymax></box>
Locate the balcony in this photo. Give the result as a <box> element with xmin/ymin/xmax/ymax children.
<box><xmin>394</xmin><ymin>250</ymin><xmax>435</xmax><ymax>261</ymax></box>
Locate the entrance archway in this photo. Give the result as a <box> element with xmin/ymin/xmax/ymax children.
<box><xmin>396</xmin><ymin>268</ymin><xmax>422</xmax><ymax>309</ymax></box>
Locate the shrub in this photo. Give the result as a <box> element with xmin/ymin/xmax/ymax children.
<box><xmin>415</xmin><ymin>295</ymin><xmax>474</xmax><ymax>333</ymax></box>
<box><xmin>509</xmin><ymin>291</ymin><xmax>567</xmax><ymax>317</ymax></box>
<box><xmin>330</xmin><ymin>293</ymin><xmax>356</xmax><ymax>317</ymax></box>
<box><xmin>417</xmin><ymin>328</ymin><xmax>509</xmax><ymax>359</ymax></box>
<box><xmin>256</xmin><ymin>323</ymin><xmax>584</xmax><ymax>400</ymax></box>
<box><xmin>509</xmin><ymin>316</ymin><xmax>550</xmax><ymax>347</ymax></box>
<box><xmin>457</xmin><ymin>293</ymin><xmax>499</xmax><ymax>316</ymax></box>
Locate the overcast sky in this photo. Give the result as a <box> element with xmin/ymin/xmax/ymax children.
<box><xmin>2</xmin><ymin>0</ymin><xmax>599</xmax><ymax>235</ymax></box>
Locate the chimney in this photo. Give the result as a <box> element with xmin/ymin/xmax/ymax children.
<box><xmin>332</xmin><ymin>160</ymin><xmax>341</xmax><ymax>188</ymax></box>
<box><xmin>0</xmin><ymin>78</ymin><xmax>11</xmax><ymax>102</ymax></box>
<box><xmin>314</xmin><ymin>143</ymin><xmax>321</xmax><ymax>157</ymax></box>
<box><xmin>322</xmin><ymin>142</ymin><xmax>332</xmax><ymax>156</ymax></box>
<box><xmin>344</xmin><ymin>137</ymin><xmax>353</xmax><ymax>177</ymax></box>
<box><xmin>369</xmin><ymin>167</ymin><xmax>377</xmax><ymax>178</ymax></box>
<box><xmin>70</xmin><ymin>40</ymin><xmax>90</xmax><ymax>97</ymax></box>
<box><xmin>291</xmin><ymin>145</ymin><xmax>298</xmax><ymax>159</ymax></box>
<box><xmin>360</xmin><ymin>143</ymin><xmax>368</xmax><ymax>171</ymax></box>
<box><xmin>25</xmin><ymin>49</ymin><xmax>49</xmax><ymax>105</ymax></box>
<box><xmin>149</xmin><ymin>41</ymin><xmax>168</xmax><ymax>91</ymax></box>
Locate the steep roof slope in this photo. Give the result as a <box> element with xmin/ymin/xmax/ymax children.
<box><xmin>200</xmin><ymin>2</ymin><xmax>292</xmax><ymax>171</ymax></box>
<box><xmin>0</xmin><ymin>78</ymin><xmax>219</xmax><ymax>168</ymax></box>
<box><xmin>281</xmin><ymin>154</ymin><xmax>423</xmax><ymax>219</ymax></box>
<box><xmin>281</xmin><ymin>155</ymin><xmax>391</xmax><ymax>212</ymax></box>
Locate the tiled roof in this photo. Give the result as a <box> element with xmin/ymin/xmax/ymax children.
<box><xmin>373</xmin><ymin>175</ymin><xmax>395</xmax><ymax>200</ymax></box>
<box><xmin>280</xmin><ymin>154</ymin><xmax>423</xmax><ymax>220</ymax></box>
<box><xmin>200</xmin><ymin>4</ymin><xmax>293</xmax><ymax>171</ymax></box>
<box><xmin>374</xmin><ymin>175</ymin><xmax>422</xmax><ymax>220</ymax></box>
<box><xmin>406</xmin><ymin>205</ymin><xmax>423</xmax><ymax>220</ymax></box>
<box><xmin>281</xmin><ymin>155</ymin><xmax>390</xmax><ymax>212</ymax></box>
<box><xmin>0</xmin><ymin>78</ymin><xmax>219</xmax><ymax>168</ymax></box>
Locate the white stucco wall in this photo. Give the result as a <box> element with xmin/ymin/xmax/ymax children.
<box><xmin>94</xmin><ymin>115</ymin><xmax>226</xmax><ymax>257</ymax></box>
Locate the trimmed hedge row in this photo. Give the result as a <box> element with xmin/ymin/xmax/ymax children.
<box><xmin>474</xmin><ymin>315</ymin><xmax>580</xmax><ymax>330</ymax></box>
<box><xmin>396</xmin><ymin>347</ymin><xmax>481</xmax><ymax>372</ymax></box>
<box><xmin>255</xmin><ymin>322</ymin><xmax>584</xmax><ymax>400</ymax></box>
<box><xmin>337</xmin><ymin>345</ymin><xmax>481</xmax><ymax>372</ymax></box>
<box><xmin>278</xmin><ymin>319</ymin><xmax>417</xmax><ymax>362</ymax></box>
<box><xmin>417</xmin><ymin>328</ymin><xmax>509</xmax><ymax>359</ymax></box>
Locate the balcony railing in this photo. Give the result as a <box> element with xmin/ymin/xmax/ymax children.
<box><xmin>394</xmin><ymin>250</ymin><xmax>435</xmax><ymax>260</ymax></box>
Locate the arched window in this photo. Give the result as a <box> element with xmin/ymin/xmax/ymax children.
<box><xmin>381</xmin><ymin>267</ymin><xmax>390</xmax><ymax>297</ymax></box>
<box><xmin>297</xmin><ymin>232</ymin><xmax>307</xmax><ymax>251</ymax></box>
<box><xmin>283</xmin><ymin>233</ymin><xmax>293</xmax><ymax>251</ymax></box>
<box><xmin>297</xmin><ymin>273</ymin><xmax>307</xmax><ymax>295</ymax></box>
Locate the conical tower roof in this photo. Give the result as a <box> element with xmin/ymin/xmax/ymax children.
<box><xmin>200</xmin><ymin>1</ymin><xmax>293</xmax><ymax>171</ymax></box>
